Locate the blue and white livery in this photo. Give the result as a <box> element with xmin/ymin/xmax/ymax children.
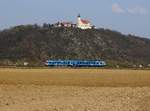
<box><xmin>45</xmin><ymin>60</ymin><xmax>106</xmax><ymax>67</ymax></box>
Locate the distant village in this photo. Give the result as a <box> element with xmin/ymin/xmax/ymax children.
<box><xmin>52</xmin><ymin>14</ymin><xmax>96</xmax><ymax>29</ymax></box>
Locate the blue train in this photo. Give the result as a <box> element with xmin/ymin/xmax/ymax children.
<box><xmin>45</xmin><ymin>60</ymin><xmax>106</xmax><ymax>67</ymax></box>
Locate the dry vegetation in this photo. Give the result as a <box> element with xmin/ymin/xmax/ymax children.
<box><xmin>0</xmin><ymin>68</ymin><xmax>150</xmax><ymax>111</ymax></box>
<box><xmin>0</xmin><ymin>68</ymin><xmax>150</xmax><ymax>86</ymax></box>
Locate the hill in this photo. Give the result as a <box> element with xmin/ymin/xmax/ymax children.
<box><xmin>0</xmin><ymin>24</ymin><xmax>150</xmax><ymax>67</ymax></box>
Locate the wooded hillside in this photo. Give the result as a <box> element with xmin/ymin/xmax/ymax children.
<box><xmin>0</xmin><ymin>24</ymin><xmax>150</xmax><ymax>67</ymax></box>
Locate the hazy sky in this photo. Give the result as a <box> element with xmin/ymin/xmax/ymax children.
<box><xmin>0</xmin><ymin>0</ymin><xmax>150</xmax><ymax>38</ymax></box>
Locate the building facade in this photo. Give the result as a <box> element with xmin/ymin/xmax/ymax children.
<box><xmin>77</xmin><ymin>14</ymin><xmax>92</xmax><ymax>29</ymax></box>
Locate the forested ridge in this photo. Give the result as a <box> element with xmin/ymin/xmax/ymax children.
<box><xmin>0</xmin><ymin>24</ymin><xmax>150</xmax><ymax>67</ymax></box>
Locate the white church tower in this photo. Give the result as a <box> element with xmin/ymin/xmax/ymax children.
<box><xmin>77</xmin><ymin>14</ymin><xmax>81</xmax><ymax>25</ymax></box>
<box><xmin>77</xmin><ymin>14</ymin><xmax>92</xmax><ymax>29</ymax></box>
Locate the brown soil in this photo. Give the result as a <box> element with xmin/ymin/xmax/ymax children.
<box><xmin>0</xmin><ymin>69</ymin><xmax>150</xmax><ymax>111</ymax></box>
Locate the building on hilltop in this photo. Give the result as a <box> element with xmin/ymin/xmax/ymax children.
<box><xmin>54</xmin><ymin>22</ymin><xmax>76</xmax><ymax>28</ymax></box>
<box><xmin>53</xmin><ymin>14</ymin><xmax>95</xmax><ymax>29</ymax></box>
<box><xmin>77</xmin><ymin>14</ymin><xmax>92</xmax><ymax>29</ymax></box>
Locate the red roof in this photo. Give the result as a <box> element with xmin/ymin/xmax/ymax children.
<box><xmin>81</xmin><ymin>19</ymin><xmax>90</xmax><ymax>24</ymax></box>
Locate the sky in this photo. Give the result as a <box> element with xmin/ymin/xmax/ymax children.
<box><xmin>0</xmin><ymin>0</ymin><xmax>150</xmax><ymax>38</ymax></box>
